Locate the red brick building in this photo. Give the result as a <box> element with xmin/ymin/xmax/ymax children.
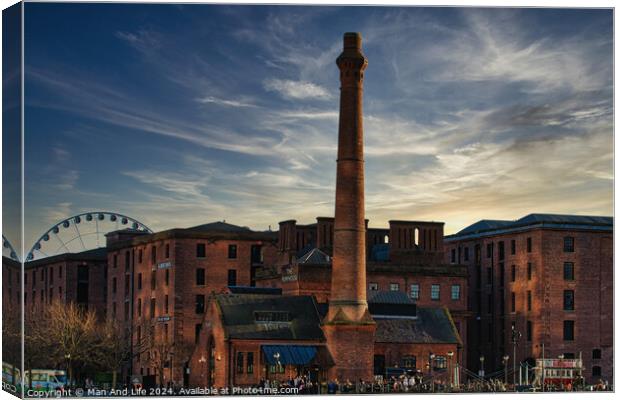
<box><xmin>444</xmin><ymin>214</ymin><xmax>613</xmax><ymax>384</ymax></box>
<box><xmin>104</xmin><ymin>222</ymin><xmax>278</xmax><ymax>386</ymax></box>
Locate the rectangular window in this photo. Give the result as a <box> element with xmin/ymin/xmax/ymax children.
<box><xmin>451</xmin><ymin>285</ymin><xmax>460</xmax><ymax>300</ymax></box>
<box><xmin>389</xmin><ymin>283</ymin><xmax>399</xmax><ymax>291</ymax></box>
<box><xmin>113</xmin><ymin>255</ymin><xmax>118</xmax><ymax>268</ymax></box>
<box><xmin>475</xmin><ymin>244</ymin><xmax>481</xmax><ymax>263</ymax></box>
<box><xmin>527</xmin><ymin>263</ymin><xmax>532</xmax><ymax>280</ymax></box>
<box><xmin>137</xmin><ymin>273</ymin><xmax>142</xmax><ymax>290</ymax></box>
<box><xmin>462</xmin><ymin>247</ymin><xmax>468</xmax><ymax>262</ymax></box>
<box><xmin>50</xmin><ymin>267</ymin><xmax>54</xmax><ymax>285</ymax></box>
<box><xmin>527</xmin><ymin>320</ymin><xmax>532</xmax><ymax>341</ymax></box>
<box><xmin>137</xmin><ymin>298</ymin><xmax>142</xmax><ymax>317</ymax></box>
<box><xmin>564</xmin><ymin>262</ymin><xmax>574</xmax><ymax>280</ymax></box>
<box><xmin>511</xmin><ymin>292</ymin><xmax>516</xmax><ymax>312</ymax></box>
<box><xmin>151</xmin><ymin>270</ymin><xmax>157</xmax><ymax>290</ymax></box>
<box><xmin>527</xmin><ymin>290</ymin><xmax>532</xmax><ymax>311</ymax></box>
<box><xmin>151</xmin><ymin>246</ymin><xmax>157</xmax><ymax>264</ymax></box>
<box><xmin>150</xmin><ymin>298</ymin><xmax>156</xmax><ymax>318</ymax></box>
<box><xmin>369</xmin><ymin>283</ymin><xmax>378</xmax><ymax>291</ymax></box>
<box><xmin>410</xmin><ymin>284</ymin><xmax>420</xmax><ymax>300</ymax></box>
<box><xmin>124</xmin><ymin>301</ymin><xmax>129</xmax><ymax>321</ymax></box>
<box><xmin>165</xmin><ymin>294</ymin><xmax>169</xmax><ymax>314</ymax></box>
<box><xmin>527</xmin><ymin>237</ymin><xmax>532</xmax><ymax>253</ymax></box>
<box><xmin>486</xmin><ymin>243</ymin><xmax>493</xmax><ymax>258</ymax></box>
<box><xmin>499</xmin><ymin>263</ymin><xmax>505</xmax><ymax>287</ymax></box>
<box><xmin>125</xmin><ymin>276</ymin><xmax>130</xmax><ymax>295</ymax></box>
<box><xmin>433</xmin><ymin>356</ymin><xmax>447</xmax><ymax>371</ymax></box>
<box><xmin>563</xmin><ymin>236</ymin><xmax>574</xmax><ymax>252</ymax></box>
<box><xmin>228</xmin><ymin>244</ymin><xmax>238</xmax><ymax>259</ymax></box>
<box><xmin>59</xmin><ymin>265</ymin><xmax>62</xmax><ymax>278</ymax></box>
<box><xmin>511</xmin><ymin>240</ymin><xmax>516</xmax><ymax>255</ymax></box>
<box><xmin>165</xmin><ymin>269</ymin><xmax>169</xmax><ymax>286</ymax></box>
<box><xmin>196</xmin><ymin>294</ymin><xmax>205</xmax><ymax>314</ymax></box>
<box><xmin>165</xmin><ymin>243</ymin><xmax>170</xmax><ymax>258</ymax></box>
<box><xmin>138</xmin><ymin>249</ymin><xmax>143</xmax><ymax>264</ymax></box>
<box><xmin>196</xmin><ymin>268</ymin><xmax>205</xmax><ymax>286</ymax></box>
<box><xmin>125</xmin><ymin>251</ymin><xmax>131</xmax><ymax>271</ymax></box>
<box><xmin>112</xmin><ymin>302</ymin><xmax>117</xmax><ymax>317</ymax></box>
<box><xmin>498</xmin><ymin>241</ymin><xmax>504</xmax><ymax>260</ymax></box>
<box><xmin>451</xmin><ymin>249</ymin><xmax>456</xmax><ymax>263</ymax></box>
<box><xmin>563</xmin><ymin>320</ymin><xmax>574</xmax><ymax>341</ymax></box>
<box><xmin>236</xmin><ymin>352</ymin><xmax>244</xmax><ymax>374</ymax></box>
<box><xmin>487</xmin><ymin>267</ymin><xmax>493</xmax><ymax>284</ymax></box>
<box><xmin>592</xmin><ymin>349</ymin><xmax>601</xmax><ymax>359</ymax></box>
<box><xmin>247</xmin><ymin>352</ymin><xmax>255</xmax><ymax>374</ymax></box>
<box><xmin>431</xmin><ymin>284</ymin><xmax>440</xmax><ymax>300</ymax></box>
<box><xmin>112</xmin><ymin>277</ymin><xmax>117</xmax><ymax>294</ymax></box>
<box><xmin>195</xmin><ymin>323</ymin><xmax>202</xmax><ymax>344</ymax></box>
<box><xmin>197</xmin><ymin>243</ymin><xmax>206</xmax><ymax>258</ymax></box>
<box><xmin>563</xmin><ymin>290</ymin><xmax>574</xmax><ymax>311</ymax></box>
<box><xmin>511</xmin><ymin>265</ymin><xmax>516</xmax><ymax>282</ymax></box>
<box><xmin>227</xmin><ymin>269</ymin><xmax>237</xmax><ymax>286</ymax></box>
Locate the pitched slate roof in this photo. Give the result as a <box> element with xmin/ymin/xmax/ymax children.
<box><xmin>24</xmin><ymin>247</ymin><xmax>108</xmax><ymax>268</ymax></box>
<box><xmin>368</xmin><ymin>291</ymin><xmax>417</xmax><ymax>318</ymax></box>
<box><xmin>374</xmin><ymin>307</ymin><xmax>460</xmax><ymax>344</ymax></box>
<box><xmin>297</xmin><ymin>247</ymin><xmax>331</xmax><ymax>265</ymax></box>
<box><xmin>447</xmin><ymin>213</ymin><xmax>612</xmax><ymax>241</ymax></box>
<box><xmin>215</xmin><ymin>294</ymin><xmax>325</xmax><ymax>341</ymax></box>
<box><xmin>227</xmin><ymin>286</ymin><xmax>282</xmax><ymax>295</ymax></box>
<box><xmin>368</xmin><ymin>290</ymin><xmax>415</xmax><ymax>305</ymax></box>
<box><xmin>187</xmin><ymin>221</ymin><xmax>252</xmax><ymax>233</ymax></box>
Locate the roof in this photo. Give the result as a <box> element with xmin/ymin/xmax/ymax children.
<box><xmin>368</xmin><ymin>291</ymin><xmax>417</xmax><ymax>318</ymax></box>
<box><xmin>447</xmin><ymin>213</ymin><xmax>613</xmax><ymax>241</ymax></box>
<box><xmin>262</xmin><ymin>345</ymin><xmax>334</xmax><ymax>366</ymax></box>
<box><xmin>374</xmin><ymin>307</ymin><xmax>460</xmax><ymax>344</ymax></box>
<box><xmin>186</xmin><ymin>221</ymin><xmax>252</xmax><ymax>233</ymax></box>
<box><xmin>297</xmin><ymin>248</ymin><xmax>330</xmax><ymax>265</ymax></box>
<box><xmin>215</xmin><ymin>294</ymin><xmax>325</xmax><ymax>341</ymax></box>
<box><xmin>368</xmin><ymin>290</ymin><xmax>415</xmax><ymax>305</ymax></box>
<box><xmin>227</xmin><ymin>286</ymin><xmax>282</xmax><ymax>295</ymax></box>
<box><xmin>25</xmin><ymin>247</ymin><xmax>108</xmax><ymax>268</ymax></box>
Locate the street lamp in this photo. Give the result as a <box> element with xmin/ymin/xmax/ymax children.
<box><xmin>502</xmin><ymin>355</ymin><xmax>510</xmax><ymax>386</ymax></box>
<box><xmin>64</xmin><ymin>353</ymin><xmax>72</xmax><ymax>387</ymax></box>
<box><xmin>558</xmin><ymin>354</ymin><xmax>565</xmax><ymax>360</ymax></box>
<box><xmin>198</xmin><ymin>356</ymin><xmax>206</xmax><ymax>377</ymax></box>
<box><xmin>479</xmin><ymin>355</ymin><xmax>485</xmax><ymax>379</ymax></box>
<box><xmin>429</xmin><ymin>353</ymin><xmax>435</xmax><ymax>392</ymax></box>
<box><xmin>447</xmin><ymin>351</ymin><xmax>454</xmax><ymax>389</ymax></box>
<box><xmin>274</xmin><ymin>352</ymin><xmax>281</xmax><ymax>377</ymax></box>
<box><xmin>511</xmin><ymin>325</ymin><xmax>522</xmax><ymax>385</ymax></box>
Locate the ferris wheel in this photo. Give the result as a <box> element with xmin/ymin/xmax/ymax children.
<box><xmin>2</xmin><ymin>235</ymin><xmax>20</xmax><ymax>262</ymax></box>
<box><xmin>26</xmin><ymin>211</ymin><xmax>153</xmax><ymax>261</ymax></box>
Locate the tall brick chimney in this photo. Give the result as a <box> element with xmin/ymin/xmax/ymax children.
<box><xmin>324</xmin><ymin>32</ymin><xmax>375</xmax><ymax>382</ymax></box>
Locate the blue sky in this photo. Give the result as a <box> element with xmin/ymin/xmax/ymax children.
<box><xmin>17</xmin><ymin>4</ymin><xmax>613</xmax><ymax>253</ymax></box>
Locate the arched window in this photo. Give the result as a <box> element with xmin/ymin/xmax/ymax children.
<box><xmin>414</xmin><ymin>228</ymin><xmax>419</xmax><ymax>246</ymax></box>
<box><xmin>384</xmin><ymin>235</ymin><xmax>389</xmax><ymax>244</ymax></box>
<box><xmin>592</xmin><ymin>366</ymin><xmax>602</xmax><ymax>376</ymax></box>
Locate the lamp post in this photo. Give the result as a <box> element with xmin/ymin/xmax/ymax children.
<box><xmin>65</xmin><ymin>353</ymin><xmax>72</xmax><ymax>388</ymax></box>
<box><xmin>199</xmin><ymin>356</ymin><xmax>206</xmax><ymax>378</ymax></box>
<box><xmin>429</xmin><ymin>353</ymin><xmax>435</xmax><ymax>392</ymax></box>
<box><xmin>447</xmin><ymin>351</ymin><xmax>454</xmax><ymax>389</ymax></box>
<box><xmin>274</xmin><ymin>352</ymin><xmax>281</xmax><ymax>384</ymax></box>
<box><xmin>479</xmin><ymin>356</ymin><xmax>485</xmax><ymax>380</ymax></box>
<box><xmin>502</xmin><ymin>355</ymin><xmax>509</xmax><ymax>387</ymax></box>
<box><xmin>511</xmin><ymin>325</ymin><xmax>521</xmax><ymax>386</ymax></box>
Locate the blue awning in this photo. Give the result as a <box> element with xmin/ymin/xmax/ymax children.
<box><xmin>261</xmin><ymin>345</ymin><xmax>318</xmax><ymax>366</ymax></box>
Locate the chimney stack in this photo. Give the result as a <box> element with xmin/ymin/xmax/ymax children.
<box><xmin>324</xmin><ymin>32</ymin><xmax>375</xmax><ymax>382</ymax></box>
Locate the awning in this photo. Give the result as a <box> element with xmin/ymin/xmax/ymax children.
<box><xmin>262</xmin><ymin>345</ymin><xmax>320</xmax><ymax>366</ymax></box>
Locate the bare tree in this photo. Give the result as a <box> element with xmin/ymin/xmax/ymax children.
<box><xmin>93</xmin><ymin>319</ymin><xmax>131</xmax><ymax>389</ymax></box>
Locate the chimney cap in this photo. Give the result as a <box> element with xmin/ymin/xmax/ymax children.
<box><xmin>343</xmin><ymin>32</ymin><xmax>362</xmax><ymax>49</ymax></box>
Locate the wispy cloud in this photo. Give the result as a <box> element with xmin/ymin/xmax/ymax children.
<box><xmin>196</xmin><ymin>95</ymin><xmax>258</xmax><ymax>108</ymax></box>
<box><xmin>263</xmin><ymin>78</ymin><xmax>332</xmax><ymax>100</ymax></box>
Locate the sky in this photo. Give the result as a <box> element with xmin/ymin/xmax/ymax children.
<box><xmin>11</xmin><ymin>4</ymin><xmax>614</xmax><ymax>255</ymax></box>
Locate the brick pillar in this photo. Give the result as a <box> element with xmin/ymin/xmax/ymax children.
<box><xmin>324</xmin><ymin>32</ymin><xmax>375</xmax><ymax>382</ymax></box>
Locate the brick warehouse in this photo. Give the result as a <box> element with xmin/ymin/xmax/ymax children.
<box><xmin>444</xmin><ymin>214</ymin><xmax>613</xmax><ymax>384</ymax></box>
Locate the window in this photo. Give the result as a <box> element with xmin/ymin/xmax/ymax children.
<box><xmin>434</xmin><ymin>356</ymin><xmax>447</xmax><ymax>370</ymax></box>
<box><xmin>464</xmin><ymin>247</ymin><xmax>469</xmax><ymax>262</ymax></box>
<box><xmin>164</xmin><ymin>295</ymin><xmax>169</xmax><ymax>314</ymax></box>
<box><xmin>137</xmin><ymin>273</ymin><xmax>142</xmax><ymax>290</ymax></box>
<box><xmin>593</xmin><ymin>349</ymin><xmax>601</xmax><ymax>359</ymax></box>
<box><xmin>138</xmin><ymin>249</ymin><xmax>143</xmax><ymax>264</ymax></box>
<box><xmin>125</xmin><ymin>251</ymin><xmax>130</xmax><ymax>271</ymax></box>
<box><xmin>228</xmin><ymin>244</ymin><xmax>238</xmax><ymax>259</ymax></box>
<box><xmin>592</xmin><ymin>366</ymin><xmax>601</xmax><ymax>377</ymax></box>
<box><xmin>563</xmin><ymin>320</ymin><xmax>574</xmax><ymax>341</ymax></box>
<box><xmin>124</xmin><ymin>301</ymin><xmax>129</xmax><ymax>321</ymax></box>
<box><xmin>563</xmin><ymin>236</ymin><xmax>574</xmax><ymax>252</ymax></box>
<box><xmin>563</xmin><ymin>290</ymin><xmax>574</xmax><ymax>311</ymax></box>
<box><xmin>236</xmin><ymin>352</ymin><xmax>244</xmax><ymax>374</ymax></box>
<box><xmin>564</xmin><ymin>262</ymin><xmax>574</xmax><ymax>280</ymax></box>
<box><xmin>527</xmin><ymin>290</ymin><xmax>532</xmax><ymax>311</ymax></box>
<box><xmin>527</xmin><ymin>263</ymin><xmax>532</xmax><ymax>280</ymax></box>
<box><xmin>125</xmin><ymin>277</ymin><xmax>130</xmax><ymax>295</ymax></box>
<box><xmin>511</xmin><ymin>265</ymin><xmax>516</xmax><ymax>282</ymax></box>
<box><xmin>165</xmin><ymin>269</ymin><xmax>169</xmax><ymax>286</ymax></box>
<box><xmin>526</xmin><ymin>237</ymin><xmax>532</xmax><ymax>253</ymax></box>
<box><xmin>451</xmin><ymin>285</ymin><xmax>461</xmax><ymax>300</ymax></box>
<box><xmin>247</xmin><ymin>352</ymin><xmax>254</xmax><ymax>374</ymax></box>
<box><xmin>137</xmin><ymin>298</ymin><xmax>142</xmax><ymax>317</ymax></box>
<box><xmin>486</xmin><ymin>243</ymin><xmax>493</xmax><ymax>258</ymax></box>
<box><xmin>410</xmin><ymin>284</ymin><xmax>420</xmax><ymax>300</ymax></box>
<box><xmin>151</xmin><ymin>246</ymin><xmax>157</xmax><ymax>264</ymax></box>
<box><xmin>402</xmin><ymin>356</ymin><xmax>416</xmax><ymax>368</ymax></box>
<box><xmin>499</xmin><ymin>263</ymin><xmax>505</xmax><ymax>286</ymax></box>
<box><xmin>369</xmin><ymin>282</ymin><xmax>378</xmax><ymax>291</ymax></box>
<box><xmin>228</xmin><ymin>269</ymin><xmax>237</xmax><ymax>286</ymax></box>
<box><xmin>510</xmin><ymin>240</ymin><xmax>516</xmax><ymax>255</ymax></box>
<box><xmin>50</xmin><ymin>267</ymin><xmax>54</xmax><ymax>285</ymax></box>
<box><xmin>511</xmin><ymin>292</ymin><xmax>516</xmax><ymax>312</ymax></box>
<box><xmin>49</xmin><ymin>288</ymin><xmax>53</xmax><ymax>303</ymax></box>
<box><xmin>563</xmin><ymin>353</ymin><xmax>575</xmax><ymax>359</ymax></box>
<box><xmin>150</xmin><ymin>298</ymin><xmax>156</xmax><ymax>318</ymax></box>
<box><xmin>165</xmin><ymin>244</ymin><xmax>170</xmax><ymax>258</ymax></box>
<box><xmin>197</xmin><ymin>243</ymin><xmax>206</xmax><ymax>258</ymax></box>
<box><xmin>451</xmin><ymin>249</ymin><xmax>456</xmax><ymax>263</ymax></box>
<box><xmin>59</xmin><ymin>265</ymin><xmax>62</xmax><ymax>279</ymax></box>
<box><xmin>113</xmin><ymin>255</ymin><xmax>118</xmax><ymax>268</ymax></box>
<box><xmin>389</xmin><ymin>283</ymin><xmax>399</xmax><ymax>291</ymax></box>
<box><xmin>487</xmin><ymin>267</ymin><xmax>493</xmax><ymax>284</ymax></box>
<box><xmin>195</xmin><ymin>323</ymin><xmax>202</xmax><ymax>344</ymax></box>
<box><xmin>112</xmin><ymin>277</ymin><xmax>117</xmax><ymax>294</ymax></box>
<box><xmin>196</xmin><ymin>268</ymin><xmax>206</xmax><ymax>286</ymax></box>
<box><xmin>196</xmin><ymin>294</ymin><xmax>205</xmax><ymax>314</ymax></box>
<box><xmin>527</xmin><ymin>320</ymin><xmax>532</xmax><ymax>341</ymax></box>
<box><xmin>475</xmin><ymin>244</ymin><xmax>481</xmax><ymax>263</ymax></box>
<box><xmin>498</xmin><ymin>241</ymin><xmax>504</xmax><ymax>260</ymax></box>
<box><xmin>431</xmin><ymin>284</ymin><xmax>440</xmax><ymax>300</ymax></box>
<box><xmin>151</xmin><ymin>270</ymin><xmax>157</xmax><ymax>290</ymax></box>
<box><xmin>112</xmin><ymin>302</ymin><xmax>117</xmax><ymax>317</ymax></box>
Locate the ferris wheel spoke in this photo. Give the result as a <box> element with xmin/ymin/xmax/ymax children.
<box><xmin>53</xmin><ymin>231</ymin><xmax>71</xmax><ymax>253</ymax></box>
<box><xmin>73</xmin><ymin>223</ymin><xmax>87</xmax><ymax>251</ymax></box>
<box><xmin>95</xmin><ymin>219</ymin><xmax>100</xmax><ymax>247</ymax></box>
